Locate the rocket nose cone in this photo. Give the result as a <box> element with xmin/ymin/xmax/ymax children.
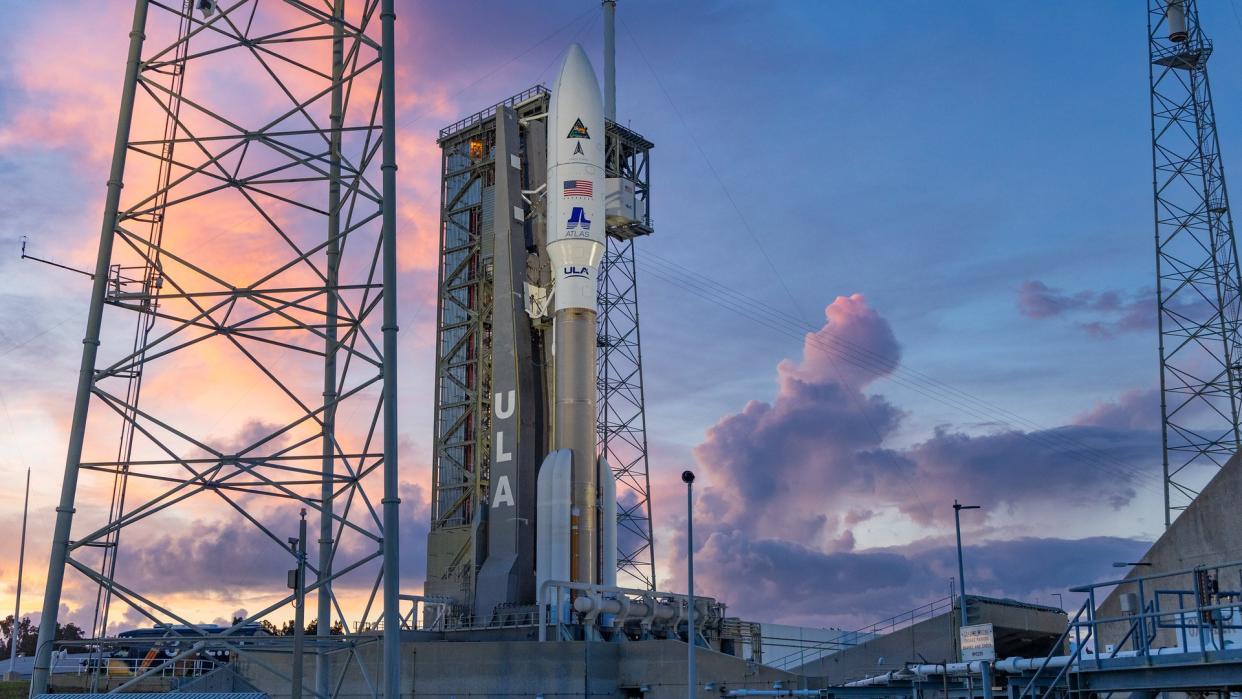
<box><xmin>555</xmin><ymin>43</ymin><xmax>600</xmax><ymax>97</ymax></box>
<box><xmin>566</xmin><ymin>42</ymin><xmax>588</xmax><ymax>65</ymax></box>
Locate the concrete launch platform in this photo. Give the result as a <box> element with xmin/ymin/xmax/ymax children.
<box><xmin>223</xmin><ymin>637</ymin><xmax>795</xmax><ymax>699</ymax></box>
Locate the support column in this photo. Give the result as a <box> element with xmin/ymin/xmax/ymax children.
<box><xmin>379</xmin><ymin>2</ymin><xmax>401</xmax><ymax>698</ymax></box>
<box><xmin>317</xmin><ymin>1</ymin><xmax>344</xmax><ymax>696</ymax></box>
<box><xmin>30</xmin><ymin>2</ymin><xmax>150</xmax><ymax>693</ymax></box>
<box><xmin>603</xmin><ymin>0</ymin><xmax>616</xmax><ymax>122</ymax></box>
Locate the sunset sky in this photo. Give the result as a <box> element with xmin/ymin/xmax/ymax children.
<box><xmin>3</xmin><ymin>1</ymin><xmax>1240</xmax><ymax>633</ymax></box>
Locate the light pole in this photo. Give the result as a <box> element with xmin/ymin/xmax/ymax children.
<box><xmin>1053</xmin><ymin>593</ymin><xmax>1064</xmax><ymax>611</ymax></box>
<box><xmin>290</xmin><ymin>509</ymin><xmax>308</xmax><ymax>699</ymax></box>
<box><xmin>953</xmin><ymin>500</ymin><xmax>980</xmax><ymax>629</ymax></box>
<box><xmin>6</xmin><ymin>468</ymin><xmax>29</xmax><ymax>680</ymax></box>
<box><xmin>682</xmin><ymin>470</ymin><xmax>696</xmax><ymax>699</ymax></box>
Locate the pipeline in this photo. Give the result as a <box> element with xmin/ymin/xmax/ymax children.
<box><xmin>536</xmin><ymin>580</ymin><xmax>721</xmax><ymax>641</ymax></box>
<box><xmin>845</xmin><ymin>647</ymin><xmax>1193</xmax><ymax>686</ymax></box>
<box><xmin>725</xmin><ymin>691</ymin><xmax>826</xmax><ymax>697</ymax></box>
<box><xmin>843</xmin><ymin>670</ymin><xmax>915</xmax><ymax>687</ymax></box>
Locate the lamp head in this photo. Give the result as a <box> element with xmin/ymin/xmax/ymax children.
<box><xmin>681</xmin><ymin>470</ymin><xmax>695</xmax><ymax>484</ymax></box>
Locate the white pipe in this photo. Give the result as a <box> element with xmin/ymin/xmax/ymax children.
<box><xmin>847</xmin><ymin>647</ymin><xmax>1195</xmax><ymax>686</ymax></box>
<box><xmin>993</xmin><ymin>656</ymin><xmax>1072</xmax><ymax>673</ymax></box>
<box><xmin>843</xmin><ymin>671</ymin><xmax>913</xmax><ymax>687</ymax></box>
<box><xmin>725</xmin><ymin>691</ymin><xmax>825</xmax><ymax>697</ymax></box>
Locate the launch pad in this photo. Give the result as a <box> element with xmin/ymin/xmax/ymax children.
<box><xmin>426</xmin><ymin>77</ymin><xmax>657</xmax><ymax>624</ymax></box>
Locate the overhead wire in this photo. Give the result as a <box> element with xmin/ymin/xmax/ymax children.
<box><xmin>615</xmin><ymin>15</ymin><xmax>1157</xmax><ymax>491</ymax></box>
<box><xmin>640</xmin><ymin>251</ymin><xmax>1159</xmax><ymax>489</ymax></box>
<box><xmin>615</xmin><ymin>15</ymin><xmax>943</xmax><ymax>521</ymax></box>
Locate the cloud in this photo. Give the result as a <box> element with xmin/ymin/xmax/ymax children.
<box><xmin>683</xmin><ymin>532</ymin><xmax>1148</xmax><ymax>626</ymax></box>
<box><xmin>92</xmin><ymin>480</ymin><xmax>430</xmax><ymax>633</ymax></box>
<box><xmin>1073</xmin><ymin>387</ymin><xmax>1160</xmax><ymax>432</ymax></box>
<box><xmin>1016</xmin><ymin>281</ymin><xmax>1156</xmax><ymax>338</ymax></box>
<box><xmin>673</xmin><ymin>294</ymin><xmax>1159</xmax><ymax>624</ymax></box>
<box><xmin>693</xmin><ymin>294</ymin><xmax>1150</xmax><ymax>530</ymax></box>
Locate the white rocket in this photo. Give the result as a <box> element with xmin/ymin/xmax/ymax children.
<box><xmin>536</xmin><ymin>44</ymin><xmax>617</xmax><ymax>594</ymax></box>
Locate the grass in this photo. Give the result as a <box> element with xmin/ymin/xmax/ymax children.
<box><xmin>0</xmin><ymin>680</ymin><xmax>28</xmax><ymax>699</ymax></box>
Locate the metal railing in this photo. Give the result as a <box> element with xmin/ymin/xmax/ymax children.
<box><xmin>1073</xmin><ymin>559</ymin><xmax>1242</xmax><ymax>665</ymax></box>
<box><xmin>1014</xmin><ymin>598</ymin><xmax>1091</xmax><ymax>699</ymax></box>
<box><xmin>1016</xmin><ymin>559</ymin><xmax>1242</xmax><ymax>699</ymax></box>
<box><xmin>763</xmin><ymin>596</ymin><xmax>954</xmax><ymax>671</ymax></box>
<box><xmin>75</xmin><ymin>655</ymin><xmax>220</xmax><ymax>679</ymax></box>
<box><xmin>438</xmin><ymin>85</ymin><xmax>548</xmax><ymax>141</ymax></box>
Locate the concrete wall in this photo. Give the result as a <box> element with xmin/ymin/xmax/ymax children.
<box><xmin>238</xmin><ymin>636</ymin><xmax>794</xmax><ymax>698</ymax></box>
<box><xmin>791</xmin><ymin>599</ymin><xmax>1066</xmax><ymax>684</ymax></box>
<box><xmin>794</xmin><ymin>610</ymin><xmax>957</xmax><ymax>684</ymax></box>
<box><xmin>1096</xmin><ymin>453</ymin><xmax>1242</xmax><ymax>651</ymax></box>
<box><xmin>619</xmin><ymin>641</ymin><xmax>793</xmax><ymax>697</ymax></box>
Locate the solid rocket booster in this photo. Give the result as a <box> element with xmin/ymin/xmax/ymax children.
<box><xmin>546</xmin><ymin>44</ymin><xmax>606</xmax><ymax>585</ymax></box>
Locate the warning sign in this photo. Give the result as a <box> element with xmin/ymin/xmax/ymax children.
<box><xmin>960</xmin><ymin>623</ymin><xmax>996</xmax><ymax>662</ymax></box>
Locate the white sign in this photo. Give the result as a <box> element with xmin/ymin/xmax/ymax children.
<box><xmin>960</xmin><ymin>623</ymin><xmax>995</xmax><ymax>662</ymax></box>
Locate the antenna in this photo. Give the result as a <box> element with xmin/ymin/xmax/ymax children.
<box><xmin>19</xmin><ymin>235</ymin><xmax>93</xmax><ymax>279</ymax></box>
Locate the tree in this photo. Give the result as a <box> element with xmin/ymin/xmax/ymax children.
<box><xmin>58</xmin><ymin>622</ymin><xmax>85</xmax><ymax>642</ymax></box>
<box><xmin>1</xmin><ymin>616</ymin><xmax>88</xmax><ymax>656</ymax></box>
<box><xmin>255</xmin><ymin>618</ymin><xmax>344</xmax><ymax>637</ymax></box>
<box><xmin>1</xmin><ymin>615</ymin><xmax>37</xmax><ymax>656</ymax></box>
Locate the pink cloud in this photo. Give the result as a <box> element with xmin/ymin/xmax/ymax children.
<box><xmin>664</xmin><ymin>294</ymin><xmax>1158</xmax><ymax>623</ymax></box>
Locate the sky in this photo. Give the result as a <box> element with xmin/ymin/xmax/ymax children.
<box><xmin>2</xmin><ymin>0</ymin><xmax>1240</xmax><ymax>634</ymax></box>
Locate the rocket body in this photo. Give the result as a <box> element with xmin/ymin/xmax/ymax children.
<box><xmin>547</xmin><ymin>44</ymin><xmax>605</xmax><ymax>585</ymax></box>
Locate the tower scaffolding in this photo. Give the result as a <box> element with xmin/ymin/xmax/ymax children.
<box><xmin>1147</xmin><ymin>0</ymin><xmax>1242</xmax><ymax>526</ymax></box>
<box><xmin>89</xmin><ymin>1</ymin><xmax>193</xmax><ymax>656</ymax></box>
<box><xmin>30</xmin><ymin>2</ymin><xmax>402</xmax><ymax>696</ymax></box>
<box><xmin>426</xmin><ymin>89</ymin><xmax>657</xmax><ymax>615</ymax></box>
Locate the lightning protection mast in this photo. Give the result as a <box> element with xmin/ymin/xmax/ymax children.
<box><xmin>1148</xmin><ymin>0</ymin><xmax>1242</xmax><ymax>527</ymax></box>
<box><xmin>30</xmin><ymin>1</ymin><xmax>401</xmax><ymax>695</ymax></box>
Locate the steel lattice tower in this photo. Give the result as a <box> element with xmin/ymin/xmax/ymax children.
<box><xmin>31</xmin><ymin>2</ymin><xmax>401</xmax><ymax>696</ymax></box>
<box><xmin>1148</xmin><ymin>0</ymin><xmax>1242</xmax><ymax>527</ymax></box>
<box><xmin>597</xmin><ymin>123</ymin><xmax>656</xmax><ymax>590</ymax></box>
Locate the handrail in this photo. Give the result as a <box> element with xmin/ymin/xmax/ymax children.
<box><xmin>1068</xmin><ymin>557</ymin><xmax>1242</xmax><ymax>592</ymax></box>
<box><xmin>1103</xmin><ymin>598</ymin><xmax>1160</xmax><ymax>659</ymax></box>
<box><xmin>763</xmin><ymin>596</ymin><xmax>954</xmax><ymax>670</ymax></box>
<box><xmin>1017</xmin><ymin>598</ymin><xmax>1090</xmax><ymax>699</ymax></box>
<box><xmin>437</xmin><ymin>85</ymin><xmax>549</xmax><ymax>141</ymax></box>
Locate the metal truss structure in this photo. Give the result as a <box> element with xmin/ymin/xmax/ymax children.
<box><xmin>598</xmin><ymin>122</ymin><xmax>656</xmax><ymax>590</ymax></box>
<box><xmin>1148</xmin><ymin>0</ymin><xmax>1242</xmax><ymax>527</ymax></box>
<box><xmin>31</xmin><ymin>1</ymin><xmax>401</xmax><ymax>697</ymax></box>
<box><xmin>426</xmin><ymin>88</ymin><xmax>550</xmax><ymax>605</ymax></box>
<box><xmin>427</xmin><ymin>87</ymin><xmax>657</xmax><ymax>604</ymax></box>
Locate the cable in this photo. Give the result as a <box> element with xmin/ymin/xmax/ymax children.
<box><xmin>616</xmin><ymin>16</ymin><xmax>945</xmax><ymax>519</ymax></box>
<box><xmin>615</xmin><ymin>13</ymin><xmax>1156</xmax><ymax>489</ymax></box>
<box><xmin>642</xmin><ymin>254</ymin><xmax>1156</xmax><ymax>484</ymax></box>
<box><xmin>639</xmin><ymin>255</ymin><xmax>1159</xmax><ymax>488</ymax></box>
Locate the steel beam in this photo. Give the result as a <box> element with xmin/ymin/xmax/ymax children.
<box><xmin>30</xmin><ymin>1</ymin><xmax>151</xmax><ymax>693</ymax></box>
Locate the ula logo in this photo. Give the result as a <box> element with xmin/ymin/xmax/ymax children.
<box><xmin>564</xmin><ymin>266</ymin><xmax>590</xmax><ymax>278</ymax></box>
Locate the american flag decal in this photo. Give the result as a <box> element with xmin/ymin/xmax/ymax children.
<box><xmin>563</xmin><ymin>179</ymin><xmax>593</xmax><ymax>197</ymax></box>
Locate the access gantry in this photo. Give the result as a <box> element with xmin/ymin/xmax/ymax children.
<box><xmin>426</xmin><ymin>86</ymin><xmax>657</xmax><ymax>619</ymax></box>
